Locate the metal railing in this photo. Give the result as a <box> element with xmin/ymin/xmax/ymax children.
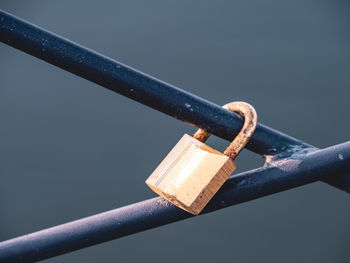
<box><xmin>0</xmin><ymin>9</ymin><xmax>349</xmax><ymax>263</ymax></box>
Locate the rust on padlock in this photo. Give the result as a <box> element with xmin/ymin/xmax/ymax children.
<box><xmin>146</xmin><ymin>101</ymin><xmax>257</xmax><ymax>215</ymax></box>
<box><xmin>193</xmin><ymin>101</ymin><xmax>257</xmax><ymax>160</ymax></box>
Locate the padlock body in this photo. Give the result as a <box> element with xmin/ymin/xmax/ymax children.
<box><xmin>146</xmin><ymin>134</ymin><xmax>236</xmax><ymax>215</ymax></box>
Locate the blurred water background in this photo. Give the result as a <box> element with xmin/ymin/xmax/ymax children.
<box><xmin>0</xmin><ymin>1</ymin><xmax>349</xmax><ymax>262</ymax></box>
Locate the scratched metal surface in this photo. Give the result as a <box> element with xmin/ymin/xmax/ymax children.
<box><xmin>0</xmin><ymin>1</ymin><xmax>349</xmax><ymax>263</ymax></box>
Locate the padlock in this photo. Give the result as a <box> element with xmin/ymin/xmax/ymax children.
<box><xmin>146</xmin><ymin>101</ymin><xmax>257</xmax><ymax>215</ymax></box>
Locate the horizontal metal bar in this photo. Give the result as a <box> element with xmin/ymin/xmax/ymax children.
<box><xmin>1</xmin><ymin>9</ymin><xmax>348</xmax><ymax>193</ymax></box>
<box><xmin>0</xmin><ymin>141</ymin><xmax>349</xmax><ymax>262</ymax></box>
<box><xmin>0</xmin><ymin>9</ymin><xmax>348</xmax><ymax>192</ymax></box>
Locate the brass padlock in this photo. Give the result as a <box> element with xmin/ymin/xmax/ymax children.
<box><xmin>146</xmin><ymin>101</ymin><xmax>257</xmax><ymax>215</ymax></box>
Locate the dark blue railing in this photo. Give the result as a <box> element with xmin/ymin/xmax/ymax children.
<box><xmin>0</xmin><ymin>9</ymin><xmax>349</xmax><ymax>263</ymax></box>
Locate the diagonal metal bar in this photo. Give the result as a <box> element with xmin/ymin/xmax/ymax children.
<box><xmin>0</xmin><ymin>9</ymin><xmax>300</xmax><ymax>156</ymax></box>
<box><xmin>0</xmin><ymin>141</ymin><xmax>349</xmax><ymax>263</ymax></box>
<box><xmin>0</xmin><ymin>9</ymin><xmax>348</xmax><ymax>191</ymax></box>
<box><xmin>0</xmin><ymin>9</ymin><xmax>308</xmax><ymax>156</ymax></box>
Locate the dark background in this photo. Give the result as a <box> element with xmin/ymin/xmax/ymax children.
<box><xmin>1</xmin><ymin>1</ymin><xmax>349</xmax><ymax>262</ymax></box>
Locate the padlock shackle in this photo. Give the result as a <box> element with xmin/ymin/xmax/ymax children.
<box><xmin>193</xmin><ymin>101</ymin><xmax>257</xmax><ymax>160</ymax></box>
